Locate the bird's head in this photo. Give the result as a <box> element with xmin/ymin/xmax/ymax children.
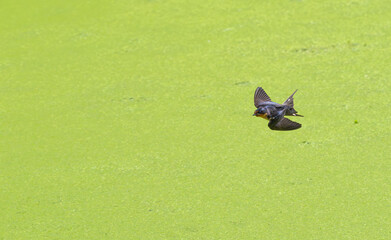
<box><xmin>253</xmin><ymin>108</ymin><xmax>268</xmax><ymax>119</ymax></box>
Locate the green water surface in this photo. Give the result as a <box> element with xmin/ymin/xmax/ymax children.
<box><xmin>1</xmin><ymin>0</ymin><xmax>391</xmax><ymax>239</ymax></box>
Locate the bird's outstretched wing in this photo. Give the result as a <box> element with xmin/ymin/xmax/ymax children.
<box><xmin>268</xmin><ymin>117</ymin><xmax>301</xmax><ymax>131</ymax></box>
<box><xmin>254</xmin><ymin>87</ymin><xmax>272</xmax><ymax>107</ymax></box>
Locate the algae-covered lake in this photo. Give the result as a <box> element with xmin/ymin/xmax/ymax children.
<box><xmin>1</xmin><ymin>0</ymin><xmax>391</xmax><ymax>239</ymax></box>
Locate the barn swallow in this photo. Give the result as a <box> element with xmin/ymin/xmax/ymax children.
<box><xmin>253</xmin><ymin>87</ymin><xmax>303</xmax><ymax>131</ymax></box>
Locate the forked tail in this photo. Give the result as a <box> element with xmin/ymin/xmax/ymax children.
<box><xmin>283</xmin><ymin>89</ymin><xmax>298</xmax><ymax>107</ymax></box>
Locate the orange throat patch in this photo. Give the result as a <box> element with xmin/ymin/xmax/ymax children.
<box><xmin>256</xmin><ymin>113</ymin><xmax>269</xmax><ymax>120</ymax></box>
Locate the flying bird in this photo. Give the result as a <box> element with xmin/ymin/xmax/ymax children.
<box><xmin>253</xmin><ymin>87</ymin><xmax>303</xmax><ymax>131</ymax></box>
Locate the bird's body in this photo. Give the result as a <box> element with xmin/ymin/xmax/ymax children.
<box><xmin>253</xmin><ymin>87</ymin><xmax>303</xmax><ymax>131</ymax></box>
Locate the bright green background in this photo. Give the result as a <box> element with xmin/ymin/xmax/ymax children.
<box><xmin>1</xmin><ymin>0</ymin><xmax>391</xmax><ymax>239</ymax></box>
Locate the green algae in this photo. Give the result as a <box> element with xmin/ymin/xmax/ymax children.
<box><xmin>1</xmin><ymin>0</ymin><xmax>391</xmax><ymax>239</ymax></box>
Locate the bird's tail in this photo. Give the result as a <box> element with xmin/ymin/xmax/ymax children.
<box><xmin>283</xmin><ymin>89</ymin><xmax>298</xmax><ymax>107</ymax></box>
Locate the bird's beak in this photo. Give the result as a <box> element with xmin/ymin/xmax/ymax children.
<box><xmin>253</xmin><ymin>113</ymin><xmax>256</xmax><ymax>116</ymax></box>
